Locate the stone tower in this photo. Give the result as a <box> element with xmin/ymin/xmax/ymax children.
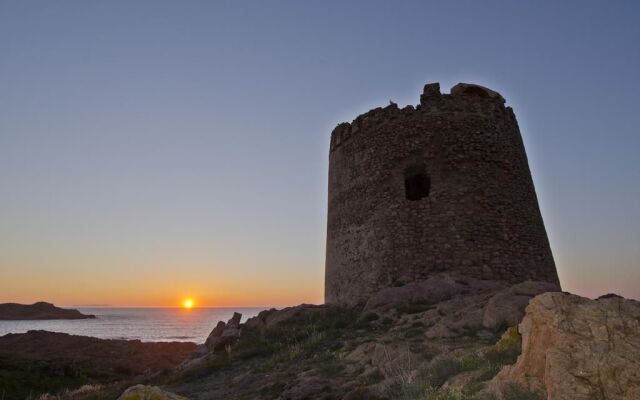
<box><xmin>325</xmin><ymin>83</ymin><xmax>560</xmax><ymax>306</ymax></box>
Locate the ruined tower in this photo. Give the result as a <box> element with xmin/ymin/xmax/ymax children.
<box><xmin>325</xmin><ymin>83</ymin><xmax>560</xmax><ymax>306</ymax></box>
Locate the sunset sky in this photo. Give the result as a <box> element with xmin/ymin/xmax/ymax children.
<box><xmin>1</xmin><ymin>1</ymin><xmax>639</xmax><ymax>306</ymax></box>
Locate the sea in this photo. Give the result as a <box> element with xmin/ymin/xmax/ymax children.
<box><xmin>0</xmin><ymin>307</ymin><xmax>266</xmax><ymax>344</ymax></box>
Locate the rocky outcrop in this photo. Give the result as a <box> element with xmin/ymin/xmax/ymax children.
<box><xmin>204</xmin><ymin>312</ymin><xmax>242</xmax><ymax>352</ymax></box>
<box><xmin>0</xmin><ymin>302</ymin><xmax>95</xmax><ymax>320</ymax></box>
<box><xmin>163</xmin><ymin>280</ymin><xmax>640</xmax><ymax>399</ymax></box>
<box><xmin>489</xmin><ymin>292</ymin><xmax>640</xmax><ymax>399</ymax></box>
<box><xmin>180</xmin><ymin>312</ymin><xmax>245</xmax><ymax>372</ymax></box>
<box><xmin>363</xmin><ymin>275</ymin><xmax>559</xmax><ymax>338</ymax></box>
<box><xmin>118</xmin><ymin>385</ymin><xmax>188</xmax><ymax>400</ymax></box>
<box><xmin>244</xmin><ymin>304</ymin><xmax>329</xmax><ymax>331</ymax></box>
<box><xmin>481</xmin><ymin>281</ymin><xmax>560</xmax><ymax>331</ymax></box>
<box><xmin>172</xmin><ymin>277</ymin><xmax>561</xmax><ymax>399</ymax></box>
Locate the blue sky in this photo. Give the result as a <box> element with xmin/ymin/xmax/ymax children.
<box><xmin>0</xmin><ymin>1</ymin><xmax>638</xmax><ymax>305</ymax></box>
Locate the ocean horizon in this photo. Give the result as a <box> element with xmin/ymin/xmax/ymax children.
<box><xmin>0</xmin><ymin>307</ymin><xmax>267</xmax><ymax>343</ymax></box>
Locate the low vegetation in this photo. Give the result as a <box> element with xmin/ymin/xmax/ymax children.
<box><xmin>376</xmin><ymin>326</ymin><xmax>528</xmax><ymax>400</ymax></box>
<box><xmin>4</xmin><ymin>304</ymin><xmax>542</xmax><ymax>400</ymax></box>
<box><xmin>0</xmin><ymin>352</ymin><xmax>127</xmax><ymax>400</ymax></box>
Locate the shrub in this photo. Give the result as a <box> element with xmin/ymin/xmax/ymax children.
<box><xmin>259</xmin><ymin>380</ymin><xmax>286</xmax><ymax>398</ymax></box>
<box><xmin>180</xmin><ymin>352</ymin><xmax>232</xmax><ymax>381</ymax></box>
<box><xmin>395</xmin><ymin>300</ymin><xmax>436</xmax><ymax>315</ymax></box>
<box><xmin>502</xmin><ymin>382</ymin><xmax>545</xmax><ymax>400</ymax></box>
<box><xmin>314</xmin><ymin>355</ymin><xmax>345</xmax><ymax>377</ymax></box>
<box><xmin>245</xmin><ymin>307</ymin><xmax>359</xmax><ymax>366</ymax></box>
<box><xmin>382</xmin><ymin>381</ymin><xmax>473</xmax><ymax>400</ymax></box>
<box><xmin>0</xmin><ymin>352</ymin><xmax>123</xmax><ymax>400</ymax></box>
<box><xmin>233</xmin><ymin>327</ymin><xmax>275</xmax><ymax>360</ymax></box>
<box><xmin>419</xmin><ymin>357</ymin><xmax>463</xmax><ymax>387</ymax></box>
<box><xmin>408</xmin><ymin>342</ymin><xmax>440</xmax><ymax>361</ymax></box>
<box><xmin>484</xmin><ymin>327</ymin><xmax>521</xmax><ymax>366</ymax></box>
<box><xmin>477</xmin><ymin>363</ymin><xmax>501</xmax><ymax>381</ymax></box>
<box><xmin>457</xmin><ymin>355</ymin><xmax>485</xmax><ymax>372</ymax></box>
<box><xmin>356</xmin><ymin>312</ymin><xmax>380</xmax><ymax>328</ymax></box>
<box><xmin>360</xmin><ymin>369</ymin><xmax>385</xmax><ymax>385</ymax></box>
<box><xmin>360</xmin><ymin>312</ymin><xmax>380</xmax><ymax>322</ymax></box>
<box><xmin>403</xmin><ymin>327</ymin><xmax>424</xmax><ymax>339</ymax></box>
<box><xmin>430</xmin><ymin>387</ymin><xmax>473</xmax><ymax>400</ymax></box>
<box><xmin>382</xmin><ymin>379</ymin><xmax>431</xmax><ymax>400</ymax></box>
<box><xmin>460</xmin><ymin>322</ymin><xmax>484</xmax><ymax>337</ymax></box>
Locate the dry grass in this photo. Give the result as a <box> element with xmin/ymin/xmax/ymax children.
<box><xmin>33</xmin><ymin>385</ymin><xmax>104</xmax><ymax>400</ymax></box>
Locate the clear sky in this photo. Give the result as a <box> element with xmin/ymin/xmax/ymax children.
<box><xmin>1</xmin><ymin>1</ymin><xmax>638</xmax><ymax>307</ymax></box>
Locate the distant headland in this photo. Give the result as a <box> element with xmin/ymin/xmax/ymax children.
<box><xmin>0</xmin><ymin>301</ymin><xmax>95</xmax><ymax>320</ymax></box>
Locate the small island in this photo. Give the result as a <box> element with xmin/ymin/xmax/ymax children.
<box><xmin>0</xmin><ymin>302</ymin><xmax>95</xmax><ymax>320</ymax></box>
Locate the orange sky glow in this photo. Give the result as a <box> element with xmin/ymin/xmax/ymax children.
<box><xmin>0</xmin><ymin>260</ymin><xmax>325</xmax><ymax>307</ymax></box>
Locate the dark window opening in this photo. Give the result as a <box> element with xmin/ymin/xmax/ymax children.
<box><xmin>404</xmin><ymin>165</ymin><xmax>430</xmax><ymax>201</ymax></box>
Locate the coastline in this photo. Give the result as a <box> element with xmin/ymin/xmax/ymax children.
<box><xmin>0</xmin><ymin>306</ymin><xmax>266</xmax><ymax>343</ymax></box>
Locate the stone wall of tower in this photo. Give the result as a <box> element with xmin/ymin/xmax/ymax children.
<box><xmin>325</xmin><ymin>83</ymin><xmax>560</xmax><ymax>306</ymax></box>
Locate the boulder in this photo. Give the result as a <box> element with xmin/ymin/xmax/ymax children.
<box><xmin>117</xmin><ymin>385</ymin><xmax>188</xmax><ymax>400</ymax></box>
<box><xmin>489</xmin><ymin>292</ymin><xmax>640</xmax><ymax>399</ymax></box>
<box><xmin>244</xmin><ymin>304</ymin><xmax>327</xmax><ymax>330</ymax></box>
<box><xmin>482</xmin><ymin>281</ymin><xmax>559</xmax><ymax>331</ymax></box>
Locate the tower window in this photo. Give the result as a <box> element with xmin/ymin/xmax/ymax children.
<box><xmin>404</xmin><ymin>165</ymin><xmax>430</xmax><ymax>201</ymax></box>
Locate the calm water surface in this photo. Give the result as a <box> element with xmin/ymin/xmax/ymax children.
<box><xmin>0</xmin><ymin>307</ymin><xmax>265</xmax><ymax>343</ymax></box>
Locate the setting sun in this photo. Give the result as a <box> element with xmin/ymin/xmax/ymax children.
<box><xmin>182</xmin><ymin>298</ymin><xmax>194</xmax><ymax>309</ymax></box>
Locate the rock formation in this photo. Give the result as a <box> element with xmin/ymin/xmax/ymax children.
<box><xmin>489</xmin><ymin>292</ymin><xmax>640</xmax><ymax>399</ymax></box>
<box><xmin>0</xmin><ymin>301</ymin><xmax>95</xmax><ymax>320</ymax></box>
<box><xmin>204</xmin><ymin>311</ymin><xmax>241</xmax><ymax>352</ymax></box>
<box><xmin>325</xmin><ymin>83</ymin><xmax>560</xmax><ymax>306</ymax></box>
<box><xmin>179</xmin><ymin>312</ymin><xmax>244</xmax><ymax>372</ymax></box>
<box><xmin>363</xmin><ymin>275</ymin><xmax>559</xmax><ymax>338</ymax></box>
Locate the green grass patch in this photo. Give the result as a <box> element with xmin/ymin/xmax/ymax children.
<box><xmin>484</xmin><ymin>327</ymin><xmax>521</xmax><ymax>366</ymax></box>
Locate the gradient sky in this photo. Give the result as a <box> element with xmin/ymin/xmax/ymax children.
<box><xmin>1</xmin><ymin>1</ymin><xmax>639</xmax><ymax>307</ymax></box>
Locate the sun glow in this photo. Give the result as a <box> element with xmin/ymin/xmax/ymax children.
<box><xmin>182</xmin><ymin>298</ymin><xmax>194</xmax><ymax>309</ymax></box>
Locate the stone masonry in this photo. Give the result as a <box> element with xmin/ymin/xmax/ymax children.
<box><xmin>325</xmin><ymin>83</ymin><xmax>560</xmax><ymax>306</ymax></box>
